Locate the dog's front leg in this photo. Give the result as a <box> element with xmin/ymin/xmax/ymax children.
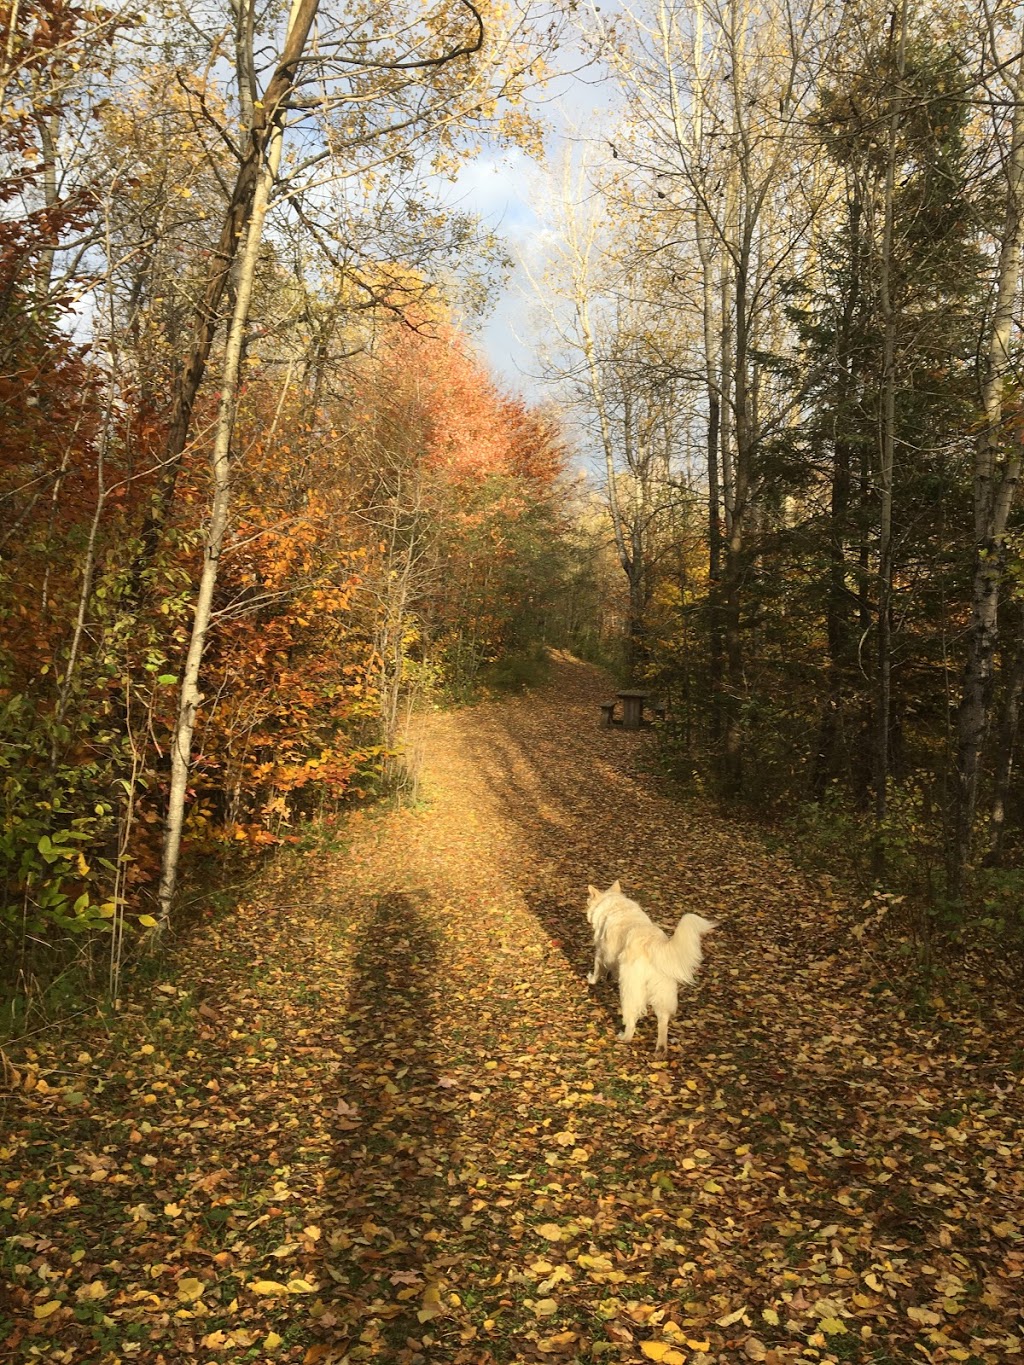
<box><xmin>586</xmin><ymin>946</ymin><xmax>604</xmax><ymax>985</ymax></box>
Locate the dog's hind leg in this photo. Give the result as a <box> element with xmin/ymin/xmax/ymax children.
<box><xmin>617</xmin><ymin>971</ymin><xmax>644</xmax><ymax>1042</ymax></box>
<box><xmin>654</xmin><ymin>1011</ymin><xmax>670</xmax><ymax>1055</ymax></box>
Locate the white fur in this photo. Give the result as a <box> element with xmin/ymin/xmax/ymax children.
<box><xmin>585</xmin><ymin>880</ymin><xmax>715</xmax><ymax>1054</ymax></box>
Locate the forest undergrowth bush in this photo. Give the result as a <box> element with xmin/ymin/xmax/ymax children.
<box><xmin>775</xmin><ymin>778</ymin><xmax>1024</xmax><ymax>976</ymax></box>
<box><xmin>650</xmin><ymin>709</ymin><xmax>1023</xmax><ymax>983</ymax></box>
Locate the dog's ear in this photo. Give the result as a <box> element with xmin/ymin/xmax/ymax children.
<box><xmin>610</xmin><ymin>879</ymin><xmax>621</xmax><ymax>894</ymax></box>
<box><xmin>587</xmin><ymin>885</ymin><xmax>600</xmax><ymax>899</ymax></box>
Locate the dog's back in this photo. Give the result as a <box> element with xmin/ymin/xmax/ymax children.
<box><xmin>590</xmin><ymin>889</ymin><xmax>661</xmax><ymax>969</ymax></box>
<box><xmin>586</xmin><ymin>880</ymin><xmax>715</xmax><ymax>1053</ymax></box>
<box><xmin>592</xmin><ymin>888</ymin><xmax>711</xmax><ymax>984</ymax></box>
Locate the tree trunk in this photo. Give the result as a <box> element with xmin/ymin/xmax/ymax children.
<box><xmin>814</xmin><ymin>181</ymin><xmax>863</xmax><ymax>798</ymax></box>
<box><xmin>952</xmin><ymin>43</ymin><xmax>1024</xmax><ymax>895</ymax></box>
<box><xmin>722</xmin><ymin>189</ymin><xmax>755</xmax><ymax>795</ymax></box>
<box><xmin>695</xmin><ymin>206</ymin><xmax>724</xmax><ymax>744</ymax></box>
<box><xmin>156</xmin><ymin>0</ymin><xmax>308</xmax><ymax>926</ymax></box>
<box><xmin>987</xmin><ymin>600</ymin><xmax>1024</xmax><ymax>866</ymax></box>
<box><xmin>871</xmin><ymin>0</ymin><xmax>906</xmax><ymax>874</ymax></box>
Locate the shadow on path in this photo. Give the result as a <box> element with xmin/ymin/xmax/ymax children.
<box><xmin>313</xmin><ymin>892</ymin><xmax>464</xmax><ymax>1363</ymax></box>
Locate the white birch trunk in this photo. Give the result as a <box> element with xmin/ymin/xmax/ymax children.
<box><xmin>953</xmin><ymin>41</ymin><xmax>1024</xmax><ymax>891</ymax></box>
<box><xmin>873</xmin><ymin>0</ymin><xmax>906</xmax><ymax>852</ymax></box>
<box><xmin>155</xmin><ymin>1</ymin><xmax>302</xmax><ymax>927</ymax></box>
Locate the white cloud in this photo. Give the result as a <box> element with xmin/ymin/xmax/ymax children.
<box><xmin>432</xmin><ymin>41</ymin><xmax>622</xmax><ymax>401</ymax></box>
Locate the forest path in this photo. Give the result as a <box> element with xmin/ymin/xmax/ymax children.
<box><xmin>4</xmin><ymin>654</ymin><xmax>1024</xmax><ymax>1365</ymax></box>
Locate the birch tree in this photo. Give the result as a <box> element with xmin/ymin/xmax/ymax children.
<box><xmin>155</xmin><ymin>0</ymin><xmax>310</xmax><ymax>925</ymax></box>
<box><xmin>524</xmin><ymin>154</ymin><xmax>690</xmax><ymax>676</ymax></box>
<box><xmin>586</xmin><ymin>0</ymin><xmax>834</xmax><ymax>783</ymax></box>
<box><xmin>953</xmin><ymin>31</ymin><xmax>1024</xmax><ymax>892</ymax></box>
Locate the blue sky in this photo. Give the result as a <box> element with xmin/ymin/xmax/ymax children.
<box><xmin>441</xmin><ymin>46</ymin><xmax>619</xmax><ymax>404</ymax></box>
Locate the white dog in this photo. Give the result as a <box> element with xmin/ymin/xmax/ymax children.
<box><xmin>585</xmin><ymin>881</ymin><xmax>715</xmax><ymax>1054</ymax></box>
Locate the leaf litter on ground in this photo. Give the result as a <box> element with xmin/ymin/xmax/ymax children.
<box><xmin>2</xmin><ymin>654</ymin><xmax>1024</xmax><ymax>1364</ymax></box>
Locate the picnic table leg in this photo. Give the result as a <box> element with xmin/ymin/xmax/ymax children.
<box><xmin>622</xmin><ymin>696</ymin><xmax>642</xmax><ymax>729</ymax></box>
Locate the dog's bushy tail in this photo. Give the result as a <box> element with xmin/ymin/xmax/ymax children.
<box><xmin>658</xmin><ymin>913</ymin><xmax>716</xmax><ymax>984</ymax></box>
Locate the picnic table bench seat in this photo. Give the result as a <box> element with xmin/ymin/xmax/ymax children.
<box><xmin>598</xmin><ymin>694</ymin><xmax>668</xmax><ymax>728</ymax></box>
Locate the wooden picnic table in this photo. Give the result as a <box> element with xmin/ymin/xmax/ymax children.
<box><xmin>617</xmin><ymin>689</ymin><xmax>650</xmax><ymax>730</ymax></box>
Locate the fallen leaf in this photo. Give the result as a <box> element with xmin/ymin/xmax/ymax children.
<box><xmin>536</xmin><ymin>1223</ymin><xmax>564</xmax><ymax>1242</ymax></box>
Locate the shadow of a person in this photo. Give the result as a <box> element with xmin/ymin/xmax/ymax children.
<box><xmin>312</xmin><ymin>892</ymin><xmax>463</xmax><ymax>1363</ymax></box>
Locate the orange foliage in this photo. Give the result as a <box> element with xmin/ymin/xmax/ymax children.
<box><xmin>373</xmin><ymin>323</ymin><xmax>565</xmax><ymax>487</ymax></box>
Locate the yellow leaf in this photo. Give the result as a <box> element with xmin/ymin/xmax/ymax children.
<box><xmin>819</xmin><ymin>1316</ymin><xmax>847</xmax><ymax>1334</ymax></box>
<box><xmin>641</xmin><ymin>1345</ymin><xmax>671</xmax><ymax>1361</ymax></box>
<box><xmin>578</xmin><ymin>1254</ymin><xmax>613</xmax><ymax>1272</ymax></box>
<box><xmin>762</xmin><ymin>1307</ymin><xmax>780</xmax><ymax>1326</ymax></box>
<box><xmin>533</xmin><ymin>1298</ymin><xmax>559</xmax><ymax>1317</ymax></box>
<box><xmin>787</xmin><ymin>1154</ymin><xmax>808</xmax><ymax>1172</ymax></box>
<box><xmin>287</xmin><ymin>1278</ymin><xmax>316</xmax><ymax>1294</ymax></box>
<box><xmin>907</xmin><ymin>1306</ymin><xmax>942</xmax><ymax>1327</ymax></box>
<box><xmin>264</xmin><ymin>1332</ymin><xmax>284</xmax><ymax>1349</ymax></box>
<box><xmin>250</xmin><ymin>1280</ymin><xmax>290</xmax><ymax>1296</ymax></box>
<box><xmin>176</xmin><ymin>1278</ymin><xmax>205</xmax><ymax>1303</ymax></box>
<box><xmin>685</xmin><ymin>1339</ymin><xmax>711</xmax><ymax>1352</ymax></box>
<box><xmin>418</xmin><ymin>1283</ymin><xmax>443</xmax><ymax>1323</ymax></box>
<box><xmin>639</xmin><ymin>1344</ymin><xmax>685</xmax><ymax>1365</ymax></box>
<box><xmin>138</xmin><ymin>914</ymin><xmax>158</xmax><ymax>928</ymax></box>
<box><xmin>536</xmin><ymin>1223</ymin><xmax>563</xmax><ymax>1241</ymax></box>
<box><xmin>33</xmin><ymin>1301</ymin><xmax>61</xmax><ymax>1319</ymax></box>
<box><xmin>717</xmin><ymin>1307</ymin><xmax>748</xmax><ymax>1328</ymax></box>
<box><xmin>538</xmin><ymin>1330</ymin><xmax>578</xmax><ymax>1352</ymax></box>
<box><xmin>76</xmin><ymin>1281</ymin><xmax>108</xmax><ymax>1302</ymax></box>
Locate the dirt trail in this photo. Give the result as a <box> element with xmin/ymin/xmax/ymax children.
<box><xmin>3</xmin><ymin>655</ymin><xmax>1023</xmax><ymax>1365</ymax></box>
